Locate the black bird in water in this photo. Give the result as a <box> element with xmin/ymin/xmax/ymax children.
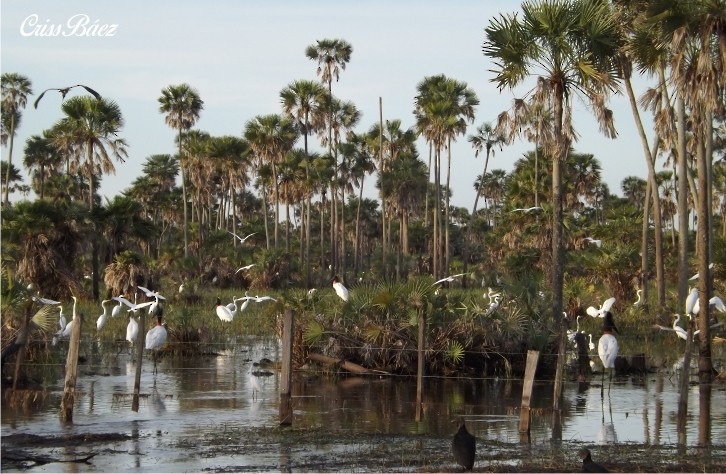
<box><xmin>579</xmin><ymin>448</ymin><xmax>608</xmax><ymax>473</ymax></box>
<box><xmin>452</xmin><ymin>417</ymin><xmax>476</xmax><ymax>471</ymax></box>
<box><xmin>33</xmin><ymin>84</ymin><xmax>102</xmax><ymax>109</ymax></box>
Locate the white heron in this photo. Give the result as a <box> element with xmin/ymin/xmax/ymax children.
<box><xmin>692</xmin><ymin>295</ymin><xmax>726</xmax><ymax>315</ymax></box>
<box><xmin>226</xmin><ymin>296</ymin><xmax>239</xmax><ymax>313</ymax></box>
<box><xmin>126</xmin><ymin>314</ymin><xmax>139</xmax><ymax>344</ymax></box>
<box><xmin>138</xmin><ymin>286</ymin><xmax>165</xmax><ymax>316</ymax></box>
<box><xmin>584</xmin><ymin>237</ymin><xmax>602</xmax><ymax>248</ymax></box>
<box><xmin>511</xmin><ymin>206</ymin><xmax>542</xmax><ymax>213</ymax></box>
<box><xmin>633</xmin><ymin>289</ymin><xmax>642</xmax><ymax>306</ymax></box>
<box><xmin>111</xmin><ymin>297</ymin><xmax>124</xmax><ymax>318</ymax></box>
<box><xmin>228</xmin><ymin>231</ymin><xmax>257</xmax><ymax>244</ymax></box>
<box><xmin>586</xmin><ymin>297</ymin><xmax>616</xmax><ymax>318</ymax></box>
<box><xmin>60</xmin><ymin>296</ymin><xmax>78</xmax><ymax>338</ymax></box>
<box><xmin>96</xmin><ymin>299</ymin><xmax>112</xmax><ymax>330</ymax></box>
<box><xmin>588</xmin><ymin>334</ymin><xmax>595</xmax><ymax>352</ymax></box>
<box><xmin>235</xmin><ymin>264</ymin><xmax>256</xmax><ymax>274</ymax></box>
<box><xmin>685</xmin><ymin>287</ymin><xmax>699</xmax><ymax>315</ymax></box>
<box><xmin>216</xmin><ymin>297</ymin><xmax>235</xmax><ymax>322</ymax></box>
<box><xmin>52</xmin><ymin>305</ymin><xmax>68</xmax><ymax>346</ymax></box>
<box><xmin>249</xmin><ymin>367</ymin><xmax>262</xmax><ymax>401</ymax></box>
<box><xmin>238</xmin><ymin>292</ymin><xmax>252</xmax><ymax>312</ymax></box>
<box><xmin>332</xmin><ymin>276</ymin><xmax>349</xmax><ymax>302</ymax></box>
<box><xmin>145</xmin><ymin>315</ymin><xmax>168</xmax><ymax>374</ymax></box>
<box><xmin>433</xmin><ymin>273</ymin><xmax>467</xmax><ymax>286</ymax></box>
<box><xmin>485</xmin><ymin>294</ymin><xmax>501</xmax><ymax>316</ymax></box>
<box><xmin>598</xmin><ymin>330</ymin><xmax>618</xmax><ymax>395</ymax></box>
<box><xmin>486</xmin><ymin>287</ymin><xmax>501</xmax><ymax>304</ymax></box>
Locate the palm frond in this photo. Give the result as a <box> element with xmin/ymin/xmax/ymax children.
<box><xmin>30</xmin><ymin>304</ymin><xmax>58</xmax><ymax>332</ymax></box>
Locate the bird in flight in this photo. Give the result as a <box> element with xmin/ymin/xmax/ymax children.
<box><xmin>33</xmin><ymin>84</ymin><xmax>102</xmax><ymax>109</ymax></box>
<box><xmin>584</xmin><ymin>237</ymin><xmax>602</xmax><ymax>248</ymax></box>
<box><xmin>433</xmin><ymin>273</ymin><xmax>467</xmax><ymax>286</ymax></box>
<box><xmin>235</xmin><ymin>263</ymin><xmax>256</xmax><ymax>274</ymax></box>
<box><xmin>586</xmin><ymin>297</ymin><xmax>616</xmax><ymax>318</ymax></box>
<box><xmin>228</xmin><ymin>231</ymin><xmax>257</xmax><ymax>244</ymax></box>
<box><xmin>688</xmin><ymin>262</ymin><xmax>714</xmax><ymax>281</ymax></box>
<box><xmin>511</xmin><ymin>206</ymin><xmax>542</xmax><ymax>213</ymax></box>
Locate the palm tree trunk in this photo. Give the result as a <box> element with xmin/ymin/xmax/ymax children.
<box><xmin>354</xmin><ymin>178</ymin><xmax>364</xmax><ymax>276</ymax></box>
<box><xmin>379</xmin><ymin>97</ymin><xmax>387</xmax><ymax>274</ymax></box>
<box><xmin>640</xmin><ymin>180</ymin><xmax>651</xmax><ymax>306</ymax></box>
<box><xmin>262</xmin><ymin>188</ymin><xmax>270</xmax><ymax>250</ymax></box>
<box><xmin>677</xmin><ymin>96</ymin><xmax>689</xmax><ymax>307</ymax></box>
<box><xmin>696</xmin><ymin>137</ymin><xmax>712</xmax><ymax>380</ymax></box>
<box><xmin>3</xmin><ymin>114</ymin><xmax>16</xmax><ymax>206</ymax></box>
<box><xmin>445</xmin><ymin>140</ymin><xmax>452</xmax><ymax>274</ymax></box>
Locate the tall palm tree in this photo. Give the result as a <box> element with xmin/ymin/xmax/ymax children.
<box><xmin>1</xmin><ymin>73</ymin><xmax>32</xmax><ymax>206</ymax></box>
<box><xmin>280</xmin><ymin>79</ymin><xmax>327</xmax><ymax>286</ymax></box>
<box><xmin>484</xmin><ymin>0</ymin><xmax>621</xmax><ymax>412</ymax></box>
<box><xmin>23</xmin><ymin>132</ymin><xmax>62</xmax><ymax>200</ymax></box>
<box><xmin>49</xmin><ymin>96</ymin><xmax>127</xmax><ymax>300</ymax></box>
<box><xmin>244</xmin><ymin>114</ymin><xmax>298</xmax><ymax>249</ymax></box>
<box><xmin>158</xmin><ymin>83</ymin><xmax>204</xmax><ymax>258</ymax></box>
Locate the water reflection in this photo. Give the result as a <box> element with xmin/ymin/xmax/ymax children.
<box><xmin>3</xmin><ymin>337</ymin><xmax>725</xmax><ymax>452</ymax></box>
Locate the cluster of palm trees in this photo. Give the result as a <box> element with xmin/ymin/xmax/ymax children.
<box><xmin>1</xmin><ymin>1</ymin><xmax>725</xmax><ymax>383</ymax></box>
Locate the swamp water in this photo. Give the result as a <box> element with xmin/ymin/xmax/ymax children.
<box><xmin>2</xmin><ymin>335</ymin><xmax>726</xmax><ymax>472</ymax></box>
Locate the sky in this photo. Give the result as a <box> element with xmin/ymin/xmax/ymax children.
<box><xmin>1</xmin><ymin>0</ymin><xmax>659</xmax><ymax>211</ymax></box>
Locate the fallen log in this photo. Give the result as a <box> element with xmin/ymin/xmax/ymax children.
<box><xmin>2</xmin><ymin>450</ymin><xmax>96</xmax><ymax>466</ymax></box>
<box><xmin>308</xmin><ymin>353</ymin><xmax>389</xmax><ymax>375</ymax></box>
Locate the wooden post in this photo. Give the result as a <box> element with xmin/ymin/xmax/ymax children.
<box><xmin>519</xmin><ymin>350</ymin><xmax>539</xmax><ymax>442</ymax></box>
<box><xmin>60</xmin><ymin>312</ymin><xmax>83</xmax><ymax>422</ymax></box>
<box><xmin>132</xmin><ymin>312</ymin><xmax>145</xmax><ymax>412</ymax></box>
<box><xmin>415</xmin><ymin>308</ymin><xmax>426</xmax><ymax>422</ymax></box>
<box><xmin>279</xmin><ymin>309</ymin><xmax>294</xmax><ymax>426</ymax></box>
<box><xmin>677</xmin><ymin>316</ymin><xmax>694</xmax><ymax>445</ymax></box>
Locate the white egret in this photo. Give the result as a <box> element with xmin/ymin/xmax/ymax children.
<box><xmin>32</xmin><ymin>295</ymin><xmax>61</xmax><ymax>305</ymax></box>
<box><xmin>249</xmin><ymin>367</ymin><xmax>262</xmax><ymax>401</ymax></box>
<box><xmin>588</xmin><ymin>334</ymin><xmax>595</xmax><ymax>352</ymax></box>
<box><xmin>60</xmin><ymin>296</ymin><xmax>78</xmax><ymax>338</ymax></box>
<box><xmin>126</xmin><ymin>314</ymin><xmax>139</xmax><ymax>344</ymax></box>
<box><xmin>96</xmin><ymin>299</ymin><xmax>112</xmax><ymax>330</ymax></box>
<box><xmin>145</xmin><ymin>315</ymin><xmax>168</xmax><ymax>374</ymax></box>
<box><xmin>253</xmin><ymin>295</ymin><xmax>278</xmax><ymax>303</ymax></box>
<box><xmin>228</xmin><ymin>231</ymin><xmax>257</xmax><ymax>244</ymax></box>
<box><xmin>693</xmin><ymin>295</ymin><xmax>726</xmax><ymax>315</ymax></box>
<box><xmin>685</xmin><ymin>287</ymin><xmax>699</xmax><ymax>315</ymax></box>
<box><xmin>598</xmin><ymin>330</ymin><xmax>618</xmax><ymax>395</ymax></box>
<box><xmin>584</xmin><ymin>237</ymin><xmax>602</xmax><ymax>248</ymax></box>
<box><xmin>58</xmin><ymin>306</ymin><xmax>67</xmax><ymax>332</ymax></box>
<box><xmin>586</xmin><ymin>297</ymin><xmax>616</xmax><ymax>318</ymax></box>
<box><xmin>111</xmin><ymin>297</ymin><xmax>123</xmax><ymax>318</ymax></box>
<box><xmin>486</xmin><ymin>287</ymin><xmax>501</xmax><ymax>304</ymax></box>
<box><xmin>226</xmin><ymin>296</ymin><xmax>239</xmax><ymax>313</ymax></box>
<box><xmin>238</xmin><ymin>292</ymin><xmax>251</xmax><ymax>312</ymax></box>
<box><xmin>511</xmin><ymin>206</ymin><xmax>542</xmax><ymax>213</ymax></box>
<box><xmin>216</xmin><ymin>297</ymin><xmax>235</xmax><ymax>322</ymax></box>
<box><xmin>433</xmin><ymin>273</ymin><xmax>467</xmax><ymax>286</ymax></box>
<box><xmin>485</xmin><ymin>294</ymin><xmax>501</xmax><ymax>316</ymax></box>
<box><xmin>332</xmin><ymin>276</ymin><xmax>349</xmax><ymax>302</ymax></box>
<box><xmin>633</xmin><ymin>289</ymin><xmax>642</xmax><ymax>306</ymax></box>
<box><xmin>235</xmin><ymin>264</ymin><xmax>256</xmax><ymax>274</ymax></box>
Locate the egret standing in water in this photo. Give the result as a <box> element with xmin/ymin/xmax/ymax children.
<box><xmin>145</xmin><ymin>315</ymin><xmax>167</xmax><ymax>374</ymax></box>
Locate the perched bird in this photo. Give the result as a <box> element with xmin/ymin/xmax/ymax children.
<box><xmin>586</xmin><ymin>297</ymin><xmax>616</xmax><ymax>318</ymax></box>
<box><xmin>332</xmin><ymin>276</ymin><xmax>349</xmax><ymax>302</ymax></box>
<box><xmin>584</xmin><ymin>237</ymin><xmax>602</xmax><ymax>248</ymax></box>
<box><xmin>685</xmin><ymin>287</ymin><xmax>699</xmax><ymax>315</ymax></box>
<box><xmin>61</xmin><ymin>296</ymin><xmax>78</xmax><ymax>338</ymax></box>
<box><xmin>126</xmin><ymin>314</ymin><xmax>139</xmax><ymax>344</ymax></box>
<box><xmin>579</xmin><ymin>448</ymin><xmax>608</xmax><ymax>473</ymax></box>
<box><xmin>33</xmin><ymin>84</ymin><xmax>101</xmax><ymax>109</ymax></box>
<box><xmin>96</xmin><ymin>299</ymin><xmax>112</xmax><ymax>330</ymax></box>
<box><xmin>433</xmin><ymin>273</ymin><xmax>467</xmax><ymax>286</ymax></box>
<box><xmin>228</xmin><ymin>231</ymin><xmax>257</xmax><ymax>244</ymax></box>
<box><xmin>216</xmin><ymin>297</ymin><xmax>235</xmax><ymax>322</ymax></box>
<box><xmin>235</xmin><ymin>264</ymin><xmax>256</xmax><ymax>274</ymax></box>
<box><xmin>452</xmin><ymin>417</ymin><xmax>476</xmax><ymax>471</ymax></box>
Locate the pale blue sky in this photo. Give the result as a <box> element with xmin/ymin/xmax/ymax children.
<box><xmin>2</xmin><ymin>0</ymin><xmax>658</xmax><ymax>210</ymax></box>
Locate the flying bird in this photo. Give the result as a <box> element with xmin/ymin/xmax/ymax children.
<box><xmin>332</xmin><ymin>276</ymin><xmax>349</xmax><ymax>302</ymax></box>
<box><xmin>689</xmin><ymin>263</ymin><xmax>714</xmax><ymax>281</ymax></box>
<box><xmin>586</xmin><ymin>297</ymin><xmax>616</xmax><ymax>318</ymax></box>
<box><xmin>235</xmin><ymin>264</ymin><xmax>256</xmax><ymax>274</ymax></box>
<box><xmin>433</xmin><ymin>273</ymin><xmax>467</xmax><ymax>286</ymax></box>
<box><xmin>33</xmin><ymin>84</ymin><xmax>101</xmax><ymax>109</ymax></box>
<box><xmin>228</xmin><ymin>231</ymin><xmax>257</xmax><ymax>244</ymax></box>
<box><xmin>584</xmin><ymin>237</ymin><xmax>602</xmax><ymax>248</ymax></box>
<box><xmin>452</xmin><ymin>417</ymin><xmax>476</xmax><ymax>471</ymax></box>
<box><xmin>511</xmin><ymin>206</ymin><xmax>542</xmax><ymax>213</ymax></box>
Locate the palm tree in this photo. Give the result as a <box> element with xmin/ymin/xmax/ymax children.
<box><xmin>1</xmin><ymin>73</ymin><xmax>32</xmax><ymax>206</ymax></box>
<box><xmin>280</xmin><ymin>79</ymin><xmax>327</xmax><ymax>286</ymax></box>
<box><xmin>244</xmin><ymin>114</ymin><xmax>298</xmax><ymax>249</ymax></box>
<box><xmin>484</xmin><ymin>0</ymin><xmax>621</xmax><ymax>412</ymax></box>
<box><xmin>23</xmin><ymin>133</ymin><xmax>62</xmax><ymax>200</ymax></box>
<box><xmin>468</xmin><ymin>122</ymin><xmax>505</xmax><ymax>217</ymax></box>
<box><xmin>158</xmin><ymin>83</ymin><xmax>204</xmax><ymax>258</ymax></box>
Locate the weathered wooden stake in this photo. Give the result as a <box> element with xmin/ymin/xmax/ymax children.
<box><xmin>279</xmin><ymin>309</ymin><xmax>294</xmax><ymax>426</ymax></box>
<box><xmin>676</xmin><ymin>315</ymin><xmax>695</xmax><ymax>445</ymax></box>
<box><xmin>60</xmin><ymin>312</ymin><xmax>83</xmax><ymax>422</ymax></box>
<box><xmin>415</xmin><ymin>307</ymin><xmax>426</xmax><ymax>422</ymax></box>
<box><xmin>132</xmin><ymin>312</ymin><xmax>145</xmax><ymax>412</ymax></box>
<box><xmin>519</xmin><ymin>350</ymin><xmax>539</xmax><ymax>442</ymax></box>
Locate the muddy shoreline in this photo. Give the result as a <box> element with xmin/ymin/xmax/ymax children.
<box><xmin>3</xmin><ymin>428</ymin><xmax>725</xmax><ymax>472</ymax></box>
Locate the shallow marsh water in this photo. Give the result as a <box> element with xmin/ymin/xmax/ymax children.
<box><xmin>2</xmin><ymin>336</ymin><xmax>726</xmax><ymax>472</ymax></box>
